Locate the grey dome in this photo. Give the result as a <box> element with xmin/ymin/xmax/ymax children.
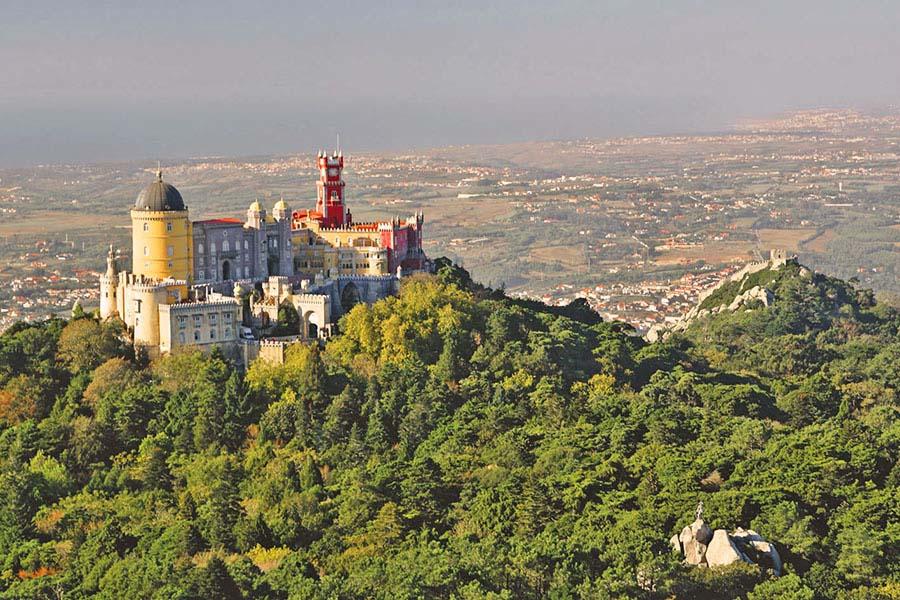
<box><xmin>135</xmin><ymin>170</ymin><xmax>186</xmax><ymax>211</ymax></box>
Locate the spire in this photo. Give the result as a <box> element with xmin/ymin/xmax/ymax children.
<box><xmin>156</xmin><ymin>161</ymin><xmax>162</xmax><ymax>181</ymax></box>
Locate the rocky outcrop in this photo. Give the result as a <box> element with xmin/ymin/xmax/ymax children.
<box><xmin>671</xmin><ymin>505</ymin><xmax>781</xmax><ymax>575</ymax></box>
<box><xmin>726</xmin><ymin>285</ymin><xmax>773</xmax><ymax>311</ymax></box>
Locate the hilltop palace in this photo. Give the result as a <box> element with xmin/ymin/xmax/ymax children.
<box><xmin>99</xmin><ymin>149</ymin><xmax>429</xmax><ymax>364</ymax></box>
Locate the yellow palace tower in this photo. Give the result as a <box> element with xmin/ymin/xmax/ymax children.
<box><xmin>131</xmin><ymin>168</ymin><xmax>193</xmax><ymax>282</ymax></box>
<box><xmin>103</xmin><ymin>168</ymin><xmax>208</xmax><ymax>358</ymax></box>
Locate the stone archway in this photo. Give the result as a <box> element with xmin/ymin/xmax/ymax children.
<box><xmin>222</xmin><ymin>260</ymin><xmax>232</xmax><ymax>281</ymax></box>
<box><xmin>303</xmin><ymin>310</ymin><xmax>319</xmax><ymax>339</ymax></box>
<box><xmin>340</xmin><ymin>281</ymin><xmax>360</xmax><ymax>313</ymax></box>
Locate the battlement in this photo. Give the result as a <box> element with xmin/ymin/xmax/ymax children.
<box><xmin>335</xmin><ymin>274</ymin><xmax>396</xmax><ymax>283</ymax></box>
<box><xmin>289</xmin><ymin>292</ymin><xmax>329</xmax><ymax>304</ymax></box>
<box><xmin>122</xmin><ymin>273</ymin><xmax>188</xmax><ymax>292</ymax></box>
<box><xmin>260</xmin><ymin>335</ymin><xmax>303</xmax><ymax>347</ymax></box>
<box><xmin>164</xmin><ymin>298</ymin><xmax>240</xmax><ymax>312</ymax></box>
<box><xmin>317</xmin><ymin>151</ymin><xmax>343</xmax><ymax>168</ymax></box>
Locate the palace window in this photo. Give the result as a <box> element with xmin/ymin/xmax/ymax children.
<box><xmin>143</xmin><ymin>246</ymin><xmax>149</xmax><ymax>256</ymax></box>
<box><xmin>223</xmin><ymin>240</ymin><xmax>230</xmax><ymax>252</ymax></box>
<box><xmin>178</xmin><ymin>316</ymin><xmax>186</xmax><ymax>329</ymax></box>
<box><xmin>143</xmin><ymin>223</ymin><xmax>149</xmax><ymax>232</ymax></box>
<box><xmin>193</xmin><ymin>314</ymin><xmax>201</xmax><ymax>327</ymax></box>
<box><xmin>210</xmin><ymin>329</ymin><xmax>216</xmax><ymax>340</ymax></box>
<box><xmin>211</xmin><ymin>242</ymin><xmax>217</xmax><ymax>254</ymax></box>
<box><xmin>179</xmin><ymin>332</ymin><xmax>185</xmax><ymax>344</ymax></box>
<box><xmin>167</xmin><ymin>246</ymin><xmax>174</xmax><ymax>256</ymax></box>
<box><xmin>194</xmin><ymin>331</ymin><xmax>200</xmax><ymax>342</ymax></box>
<box><xmin>224</xmin><ymin>312</ymin><xmax>232</xmax><ymax>322</ymax></box>
<box><xmin>244</xmin><ymin>266</ymin><xmax>250</xmax><ymax>278</ymax></box>
<box><xmin>198</xmin><ymin>243</ymin><xmax>204</xmax><ymax>254</ymax></box>
<box><xmin>244</xmin><ymin>240</ymin><xmax>249</xmax><ymax>250</ymax></box>
<box><xmin>166</xmin><ymin>222</ymin><xmax>173</xmax><ymax>232</ymax></box>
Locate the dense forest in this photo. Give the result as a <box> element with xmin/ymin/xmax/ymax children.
<box><xmin>0</xmin><ymin>258</ymin><xmax>897</xmax><ymax>599</ymax></box>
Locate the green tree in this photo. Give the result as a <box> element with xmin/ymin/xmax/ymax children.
<box><xmin>57</xmin><ymin>318</ymin><xmax>127</xmax><ymax>374</ymax></box>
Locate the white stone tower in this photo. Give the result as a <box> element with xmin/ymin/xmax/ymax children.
<box><xmin>99</xmin><ymin>245</ymin><xmax>118</xmax><ymax>320</ymax></box>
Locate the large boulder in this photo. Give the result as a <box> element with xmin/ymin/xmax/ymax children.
<box><xmin>705</xmin><ymin>529</ymin><xmax>750</xmax><ymax>567</ymax></box>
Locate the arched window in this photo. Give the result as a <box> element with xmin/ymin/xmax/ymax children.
<box><xmin>143</xmin><ymin>246</ymin><xmax>149</xmax><ymax>256</ymax></box>
<box><xmin>198</xmin><ymin>243</ymin><xmax>204</xmax><ymax>254</ymax></box>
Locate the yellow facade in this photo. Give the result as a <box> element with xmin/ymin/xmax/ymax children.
<box><xmin>292</xmin><ymin>226</ymin><xmax>388</xmax><ymax>276</ymax></box>
<box><xmin>131</xmin><ymin>209</ymin><xmax>193</xmax><ymax>283</ymax></box>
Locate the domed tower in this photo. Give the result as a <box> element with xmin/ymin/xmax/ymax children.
<box><xmin>131</xmin><ymin>168</ymin><xmax>193</xmax><ymax>282</ymax></box>
<box><xmin>272</xmin><ymin>197</ymin><xmax>290</xmax><ymax>222</ymax></box>
<box><xmin>99</xmin><ymin>245</ymin><xmax>118</xmax><ymax>320</ymax></box>
<box><xmin>272</xmin><ymin>197</ymin><xmax>293</xmax><ymax>276</ymax></box>
<box><xmin>246</xmin><ymin>199</ymin><xmax>265</xmax><ymax>230</ymax></box>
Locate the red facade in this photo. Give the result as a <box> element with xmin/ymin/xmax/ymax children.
<box><xmin>291</xmin><ymin>150</ymin><xmax>428</xmax><ymax>274</ymax></box>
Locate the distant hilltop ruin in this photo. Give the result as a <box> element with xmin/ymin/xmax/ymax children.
<box><xmin>647</xmin><ymin>249</ymin><xmax>802</xmax><ymax>342</ymax></box>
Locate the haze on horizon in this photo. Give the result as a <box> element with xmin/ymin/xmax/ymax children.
<box><xmin>2</xmin><ymin>0</ymin><xmax>899</xmax><ymax>168</ymax></box>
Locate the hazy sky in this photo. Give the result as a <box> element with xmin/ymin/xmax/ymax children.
<box><xmin>2</xmin><ymin>0</ymin><xmax>899</xmax><ymax>167</ymax></box>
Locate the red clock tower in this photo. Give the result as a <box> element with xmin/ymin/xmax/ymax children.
<box><xmin>315</xmin><ymin>150</ymin><xmax>348</xmax><ymax>228</ymax></box>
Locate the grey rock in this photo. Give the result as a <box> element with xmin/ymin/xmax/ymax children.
<box><xmin>679</xmin><ymin>525</ymin><xmax>693</xmax><ymax>545</ymax></box>
<box><xmin>683</xmin><ymin>537</ymin><xmax>707</xmax><ymax>565</ymax></box>
<box><xmin>730</xmin><ymin>527</ymin><xmax>761</xmax><ymax>543</ymax></box>
<box><xmin>691</xmin><ymin>518</ymin><xmax>713</xmax><ymax>545</ymax></box>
